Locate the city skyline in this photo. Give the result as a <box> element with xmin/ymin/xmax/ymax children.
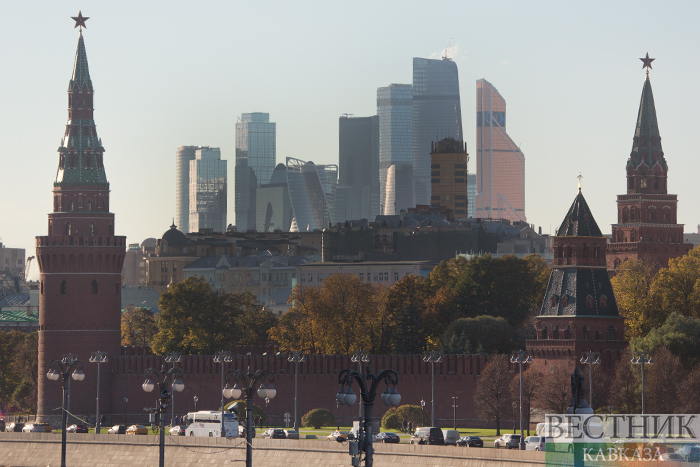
<box><xmin>3</xmin><ymin>3</ymin><xmax>700</xmax><ymax>278</ymax></box>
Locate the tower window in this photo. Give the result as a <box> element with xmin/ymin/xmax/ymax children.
<box><xmin>65</xmin><ymin>222</ymin><xmax>71</xmax><ymax>236</ymax></box>
<box><xmin>561</xmin><ymin>296</ymin><xmax>568</xmax><ymax>307</ymax></box>
<box><xmin>607</xmin><ymin>326</ymin><xmax>617</xmax><ymax>340</ymax></box>
<box><xmin>542</xmin><ymin>325</ymin><xmax>548</xmax><ymax>340</ymax></box>
<box><xmin>600</xmin><ymin>295</ymin><xmax>608</xmax><ymax>309</ymax></box>
<box><xmin>582</xmin><ymin>325</ymin><xmax>590</xmax><ymax>340</ymax></box>
<box><xmin>89</xmin><ymin>223</ymin><xmax>95</xmax><ymax>236</ymax></box>
<box><xmin>87</xmin><ymin>201</ymin><xmax>93</xmax><ymax>211</ymax></box>
<box><xmin>552</xmin><ymin>326</ymin><xmax>560</xmax><ymax>339</ymax></box>
<box><xmin>91</xmin><ymin>280</ymin><xmax>98</xmax><ymax>294</ymax></box>
<box><xmin>550</xmin><ymin>296</ymin><xmax>557</xmax><ymax>307</ymax></box>
<box><xmin>68</xmin><ymin>202</ymin><xmax>74</xmax><ymax>212</ymax></box>
<box><xmin>586</xmin><ymin>295</ymin><xmax>594</xmax><ymax>309</ymax></box>
<box><xmin>41</xmin><ymin>281</ymin><xmax>44</xmax><ymax>295</ymax></box>
<box><xmin>60</xmin><ymin>280</ymin><xmax>67</xmax><ymax>294</ymax></box>
<box><xmin>641</xmin><ymin>178</ymin><xmax>647</xmax><ymax>188</ymax></box>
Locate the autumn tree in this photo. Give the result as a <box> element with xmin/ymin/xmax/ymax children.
<box><xmin>677</xmin><ymin>367</ymin><xmax>700</xmax><ymax>413</ymax></box>
<box><xmin>516</xmin><ymin>368</ymin><xmax>543</xmax><ymax>435</ymax></box>
<box><xmin>611</xmin><ymin>258</ymin><xmax>661</xmax><ymax>338</ymax></box>
<box><xmin>474</xmin><ymin>355</ymin><xmax>513</xmax><ymax>435</ymax></box>
<box><xmin>652</xmin><ymin>247</ymin><xmax>700</xmax><ymax>319</ymax></box>
<box><xmin>643</xmin><ymin>347</ymin><xmax>683</xmax><ymax>414</ymax></box>
<box><xmin>609</xmin><ymin>349</ymin><xmax>639</xmax><ymax>413</ymax></box>
<box><xmin>121</xmin><ymin>305</ymin><xmax>158</xmax><ymax>346</ymax></box>
<box><xmin>0</xmin><ymin>331</ymin><xmax>38</xmax><ymax>413</ymax></box>
<box><xmin>536</xmin><ymin>365</ymin><xmax>571</xmax><ymax>415</ymax></box>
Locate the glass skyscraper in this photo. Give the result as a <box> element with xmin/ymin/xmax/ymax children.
<box><xmin>412</xmin><ymin>58</ymin><xmax>463</xmax><ymax>207</ymax></box>
<box><xmin>286</xmin><ymin>158</ymin><xmax>336</xmax><ymax>232</ymax></box>
<box><xmin>377</xmin><ymin>84</ymin><xmax>413</xmax><ymax>215</ymax></box>
<box><xmin>189</xmin><ymin>147</ymin><xmax>227</xmax><ymax>232</ymax></box>
<box><xmin>475</xmin><ymin>79</ymin><xmax>525</xmax><ymax>222</ymax></box>
<box><xmin>235</xmin><ymin>112</ymin><xmax>276</xmax><ymax>231</ymax></box>
<box><xmin>175</xmin><ymin>145</ymin><xmax>197</xmax><ymax>233</ymax></box>
<box><xmin>334</xmin><ymin>115</ymin><xmax>379</xmax><ymax>222</ymax></box>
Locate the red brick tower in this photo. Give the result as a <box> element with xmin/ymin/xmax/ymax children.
<box><xmin>607</xmin><ymin>57</ymin><xmax>692</xmax><ymax>270</ymax></box>
<box><xmin>35</xmin><ymin>25</ymin><xmax>126</xmax><ymax>421</ymax></box>
<box><xmin>527</xmin><ymin>189</ymin><xmax>626</xmax><ymax>371</ymax></box>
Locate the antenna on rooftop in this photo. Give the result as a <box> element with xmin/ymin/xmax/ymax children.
<box><xmin>341</xmin><ymin>113</ymin><xmax>354</xmax><ymax>118</ymax></box>
<box><xmin>442</xmin><ymin>38</ymin><xmax>453</xmax><ymax>60</ymax></box>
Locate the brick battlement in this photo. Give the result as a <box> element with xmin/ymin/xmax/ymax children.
<box><xmin>36</xmin><ymin>235</ymin><xmax>127</xmax><ymax>248</ymax></box>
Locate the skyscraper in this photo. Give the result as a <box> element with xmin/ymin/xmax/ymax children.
<box><xmin>467</xmin><ymin>173</ymin><xmax>476</xmax><ymax>218</ymax></box>
<box><xmin>377</xmin><ymin>84</ymin><xmax>413</xmax><ymax>215</ymax></box>
<box><xmin>189</xmin><ymin>147</ymin><xmax>227</xmax><ymax>232</ymax></box>
<box><xmin>607</xmin><ymin>60</ymin><xmax>692</xmax><ymax>269</ymax></box>
<box><xmin>474</xmin><ymin>79</ymin><xmax>526</xmax><ymax>221</ymax></box>
<box><xmin>286</xmin><ymin>158</ymin><xmax>335</xmax><ymax>232</ymax></box>
<box><xmin>334</xmin><ymin>115</ymin><xmax>379</xmax><ymax>221</ymax></box>
<box><xmin>235</xmin><ymin>112</ymin><xmax>276</xmax><ymax>231</ymax></box>
<box><xmin>412</xmin><ymin>58</ymin><xmax>463</xmax><ymax>207</ymax></box>
<box><xmin>175</xmin><ymin>146</ymin><xmax>197</xmax><ymax>233</ymax></box>
<box><xmin>429</xmin><ymin>138</ymin><xmax>469</xmax><ymax>218</ymax></box>
<box><xmin>36</xmin><ymin>23</ymin><xmax>125</xmax><ymax>421</ymax></box>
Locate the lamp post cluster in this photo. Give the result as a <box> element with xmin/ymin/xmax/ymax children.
<box><xmin>423</xmin><ymin>351</ymin><xmax>443</xmax><ymax>426</ymax></box>
<box><xmin>632</xmin><ymin>352</ymin><xmax>654</xmax><ymax>414</ymax></box>
<box><xmin>142</xmin><ymin>365</ymin><xmax>185</xmax><ymax>467</ymax></box>
<box><xmin>510</xmin><ymin>350</ymin><xmax>532</xmax><ymax>450</ymax></box>
<box><xmin>336</xmin><ymin>365</ymin><xmax>400</xmax><ymax>467</ymax></box>
<box><xmin>46</xmin><ymin>355</ymin><xmax>85</xmax><ymax>467</ymax></box>
<box><xmin>88</xmin><ymin>351</ymin><xmax>108</xmax><ymax>433</ymax></box>
<box><xmin>580</xmin><ymin>351</ymin><xmax>602</xmax><ymax>409</ymax></box>
<box><xmin>164</xmin><ymin>351</ymin><xmax>183</xmax><ymax>425</ymax></box>
<box><xmin>287</xmin><ymin>351</ymin><xmax>306</xmax><ymax>430</ymax></box>
<box><xmin>223</xmin><ymin>366</ymin><xmax>276</xmax><ymax>467</ymax></box>
<box><xmin>214</xmin><ymin>351</ymin><xmax>233</xmax><ymax>437</ymax></box>
<box><xmin>351</xmin><ymin>350</ymin><xmax>371</xmax><ymax>418</ymax></box>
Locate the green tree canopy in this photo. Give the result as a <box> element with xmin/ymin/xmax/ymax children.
<box><xmin>439</xmin><ymin>315</ymin><xmax>517</xmax><ymax>354</ymax></box>
<box><xmin>631</xmin><ymin>312</ymin><xmax>700</xmax><ymax>369</ymax></box>
<box><xmin>121</xmin><ymin>306</ymin><xmax>158</xmax><ymax>347</ymax></box>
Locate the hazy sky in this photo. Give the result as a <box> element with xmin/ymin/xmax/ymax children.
<box><xmin>3</xmin><ymin>2</ymin><xmax>699</xmax><ymax>279</ymax></box>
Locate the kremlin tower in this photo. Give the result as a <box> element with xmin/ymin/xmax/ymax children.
<box><xmin>36</xmin><ymin>14</ymin><xmax>125</xmax><ymax>422</ymax></box>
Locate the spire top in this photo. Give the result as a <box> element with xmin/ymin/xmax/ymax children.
<box><xmin>577</xmin><ymin>173</ymin><xmax>583</xmax><ymax>192</ymax></box>
<box><xmin>71</xmin><ymin>11</ymin><xmax>89</xmax><ymax>31</ymax></box>
<box><xmin>640</xmin><ymin>52</ymin><xmax>655</xmax><ymax>77</ymax></box>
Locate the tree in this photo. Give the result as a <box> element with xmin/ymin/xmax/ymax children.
<box><xmin>121</xmin><ymin>306</ymin><xmax>158</xmax><ymax>346</ymax></box>
<box><xmin>611</xmin><ymin>258</ymin><xmax>661</xmax><ymax>338</ymax></box>
<box><xmin>301</xmin><ymin>408</ymin><xmax>335</xmax><ymax>429</ymax></box>
<box><xmin>439</xmin><ymin>316</ymin><xmax>518</xmax><ymax>354</ymax></box>
<box><xmin>643</xmin><ymin>347</ymin><xmax>683</xmax><ymax>414</ymax></box>
<box><xmin>536</xmin><ymin>365</ymin><xmax>571</xmax><ymax>415</ymax></box>
<box><xmin>677</xmin><ymin>367</ymin><xmax>700</xmax><ymax>413</ymax></box>
<box><xmin>631</xmin><ymin>312</ymin><xmax>700</xmax><ymax>369</ymax></box>
<box><xmin>652</xmin><ymin>248</ymin><xmax>700</xmax><ymax>320</ymax></box>
<box><xmin>609</xmin><ymin>349</ymin><xmax>639</xmax><ymax>414</ymax></box>
<box><xmin>381</xmin><ymin>405</ymin><xmax>428</xmax><ymax>430</ymax></box>
<box><xmin>392</xmin><ymin>301</ymin><xmax>425</xmax><ymax>354</ymax></box>
<box><xmin>474</xmin><ymin>355</ymin><xmax>513</xmax><ymax>435</ymax></box>
<box><xmin>0</xmin><ymin>331</ymin><xmax>38</xmax><ymax>413</ymax></box>
<box><xmin>516</xmin><ymin>368</ymin><xmax>543</xmax><ymax>436</ymax></box>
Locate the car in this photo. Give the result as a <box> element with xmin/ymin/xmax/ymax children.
<box><xmin>457</xmin><ymin>436</ymin><xmax>483</xmax><ymax>447</ymax></box>
<box><xmin>327</xmin><ymin>430</ymin><xmax>352</xmax><ymax>442</ymax></box>
<box><xmin>283</xmin><ymin>429</ymin><xmax>299</xmax><ymax>440</ymax></box>
<box><xmin>169</xmin><ymin>425</ymin><xmax>186</xmax><ymax>436</ymax></box>
<box><xmin>375</xmin><ymin>432</ymin><xmax>400</xmax><ymax>444</ymax></box>
<box><xmin>261</xmin><ymin>428</ymin><xmax>287</xmax><ymax>439</ymax></box>
<box><xmin>494</xmin><ymin>434</ymin><xmax>521</xmax><ymax>449</ymax></box>
<box><xmin>126</xmin><ymin>424</ymin><xmax>148</xmax><ymax>435</ymax></box>
<box><xmin>22</xmin><ymin>423</ymin><xmax>52</xmax><ymax>433</ymax></box>
<box><xmin>525</xmin><ymin>435</ymin><xmax>546</xmax><ymax>451</ymax></box>
<box><xmin>410</xmin><ymin>427</ymin><xmax>445</xmax><ymax>445</ymax></box>
<box><xmin>659</xmin><ymin>452</ymin><xmax>684</xmax><ymax>461</ymax></box>
<box><xmin>6</xmin><ymin>423</ymin><xmax>25</xmax><ymax>432</ymax></box>
<box><xmin>67</xmin><ymin>424</ymin><xmax>89</xmax><ymax>433</ymax></box>
<box><xmin>107</xmin><ymin>425</ymin><xmax>127</xmax><ymax>434</ymax></box>
<box><xmin>442</xmin><ymin>429</ymin><xmax>460</xmax><ymax>446</ymax></box>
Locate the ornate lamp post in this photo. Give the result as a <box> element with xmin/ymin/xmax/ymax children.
<box><xmin>423</xmin><ymin>351</ymin><xmax>443</xmax><ymax>426</ymax></box>
<box><xmin>510</xmin><ymin>350</ymin><xmax>532</xmax><ymax>450</ymax></box>
<box><xmin>336</xmin><ymin>365</ymin><xmax>400</xmax><ymax>467</ymax></box>
<box><xmin>265</xmin><ymin>396</ymin><xmax>270</xmax><ymax>429</ymax></box>
<box><xmin>287</xmin><ymin>352</ymin><xmax>305</xmax><ymax>430</ymax></box>
<box><xmin>351</xmin><ymin>350</ymin><xmax>371</xmax><ymax>419</ymax></box>
<box><xmin>214</xmin><ymin>351</ymin><xmax>233</xmax><ymax>437</ymax></box>
<box><xmin>142</xmin><ymin>365</ymin><xmax>184</xmax><ymax>467</ymax></box>
<box><xmin>164</xmin><ymin>351</ymin><xmax>183</xmax><ymax>425</ymax></box>
<box><xmin>631</xmin><ymin>353</ymin><xmax>654</xmax><ymax>414</ymax></box>
<box><xmin>193</xmin><ymin>395</ymin><xmax>198</xmax><ymax>413</ymax></box>
<box><xmin>580</xmin><ymin>351</ymin><xmax>602</xmax><ymax>409</ymax></box>
<box><xmin>420</xmin><ymin>399</ymin><xmax>425</xmax><ymax>427</ymax></box>
<box><xmin>89</xmin><ymin>351</ymin><xmax>108</xmax><ymax>433</ymax></box>
<box><xmin>46</xmin><ymin>355</ymin><xmax>85</xmax><ymax>467</ymax></box>
<box><xmin>223</xmin><ymin>366</ymin><xmax>276</xmax><ymax>467</ymax></box>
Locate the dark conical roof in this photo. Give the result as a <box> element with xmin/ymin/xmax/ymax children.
<box><xmin>556</xmin><ymin>189</ymin><xmax>603</xmax><ymax>237</ymax></box>
<box><xmin>69</xmin><ymin>33</ymin><xmax>92</xmax><ymax>90</ymax></box>
<box><xmin>162</xmin><ymin>224</ymin><xmax>187</xmax><ymax>246</ymax></box>
<box><xmin>628</xmin><ymin>76</ymin><xmax>666</xmax><ymax>171</ymax></box>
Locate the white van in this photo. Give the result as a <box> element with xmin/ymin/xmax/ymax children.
<box><xmin>442</xmin><ymin>429</ymin><xmax>460</xmax><ymax>446</ymax></box>
<box><xmin>185</xmin><ymin>411</ymin><xmax>239</xmax><ymax>438</ymax></box>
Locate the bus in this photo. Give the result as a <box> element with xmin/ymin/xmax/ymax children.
<box><xmin>185</xmin><ymin>411</ymin><xmax>239</xmax><ymax>438</ymax></box>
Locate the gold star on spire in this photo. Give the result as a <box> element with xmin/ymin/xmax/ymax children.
<box><xmin>71</xmin><ymin>11</ymin><xmax>89</xmax><ymax>30</ymax></box>
<box><xmin>640</xmin><ymin>52</ymin><xmax>655</xmax><ymax>73</ymax></box>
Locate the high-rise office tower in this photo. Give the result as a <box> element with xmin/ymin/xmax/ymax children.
<box><xmin>412</xmin><ymin>58</ymin><xmax>463</xmax><ymax>207</ymax></box>
<box><xmin>175</xmin><ymin>146</ymin><xmax>197</xmax><ymax>233</ymax></box>
<box><xmin>377</xmin><ymin>84</ymin><xmax>413</xmax><ymax>215</ymax></box>
<box><xmin>334</xmin><ymin>115</ymin><xmax>379</xmax><ymax>221</ymax></box>
<box><xmin>474</xmin><ymin>79</ymin><xmax>526</xmax><ymax>221</ymax></box>
<box><xmin>286</xmin><ymin>158</ymin><xmax>335</xmax><ymax>232</ymax></box>
<box><xmin>467</xmin><ymin>173</ymin><xmax>476</xmax><ymax>218</ymax></box>
<box><xmin>235</xmin><ymin>112</ymin><xmax>276</xmax><ymax>231</ymax></box>
<box><xmin>429</xmin><ymin>138</ymin><xmax>469</xmax><ymax>218</ymax></box>
<box><xmin>189</xmin><ymin>147</ymin><xmax>227</xmax><ymax>232</ymax></box>
<box><xmin>256</xmin><ymin>163</ymin><xmax>293</xmax><ymax>232</ymax></box>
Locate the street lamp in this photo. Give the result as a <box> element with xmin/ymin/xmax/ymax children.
<box><xmin>89</xmin><ymin>351</ymin><xmax>108</xmax><ymax>434</ymax></box>
<box><xmin>46</xmin><ymin>355</ymin><xmax>84</xmax><ymax>467</ymax></box>
<box><xmin>165</xmin><ymin>351</ymin><xmax>183</xmax><ymax>425</ymax></box>
<box><xmin>351</xmin><ymin>350</ymin><xmax>371</xmax><ymax>419</ymax></box>
<box><xmin>214</xmin><ymin>351</ymin><xmax>233</xmax><ymax>437</ymax></box>
<box><xmin>287</xmin><ymin>352</ymin><xmax>306</xmax><ymax>430</ymax></box>
<box><xmin>510</xmin><ymin>350</ymin><xmax>532</xmax><ymax>450</ymax></box>
<box><xmin>631</xmin><ymin>352</ymin><xmax>654</xmax><ymax>414</ymax></box>
<box><xmin>337</xmin><ymin>365</ymin><xmax>400</xmax><ymax>467</ymax></box>
<box><xmin>452</xmin><ymin>396</ymin><xmax>458</xmax><ymax>430</ymax></box>
<box><xmin>580</xmin><ymin>351</ymin><xmax>602</xmax><ymax>409</ymax></box>
<box><xmin>124</xmin><ymin>397</ymin><xmax>128</xmax><ymax>426</ymax></box>
<box><xmin>193</xmin><ymin>395</ymin><xmax>198</xmax><ymax>413</ymax></box>
<box><xmin>142</xmin><ymin>365</ymin><xmax>184</xmax><ymax>467</ymax></box>
<box><xmin>336</xmin><ymin>399</ymin><xmax>340</xmax><ymax>430</ymax></box>
<box><xmin>223</xmin><ymin>365</ymin><xmax>277</xmax><ymax>467</ymax></box>
<box><xmin>420</xmin><ymin>399</ymin><xmax>426</xmax><ymax>427</ymax></box>
<box><xmin>423</xmin><ymin>351</ymin><xmax>443</xmax><ymax>426</ymax></box>
<box><xmin>512</xmin><ymin>401</ymin><xmax>518</xmax><ymax>434</ymax></box>
<box><xmin>265</xmin><ymin>396</ymin><xmax>270</xmax><ymax>429</ymax></box>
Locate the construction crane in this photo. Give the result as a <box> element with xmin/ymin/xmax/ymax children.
<box><xmin>24</xmin><ymin>256</ymin><xmax>35</xmax><ymax>281</ymax></box>
<box><xmin>442</xmin><ymin>38</ymin><xmax>453</xmax><ymax>60</ymax></box>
